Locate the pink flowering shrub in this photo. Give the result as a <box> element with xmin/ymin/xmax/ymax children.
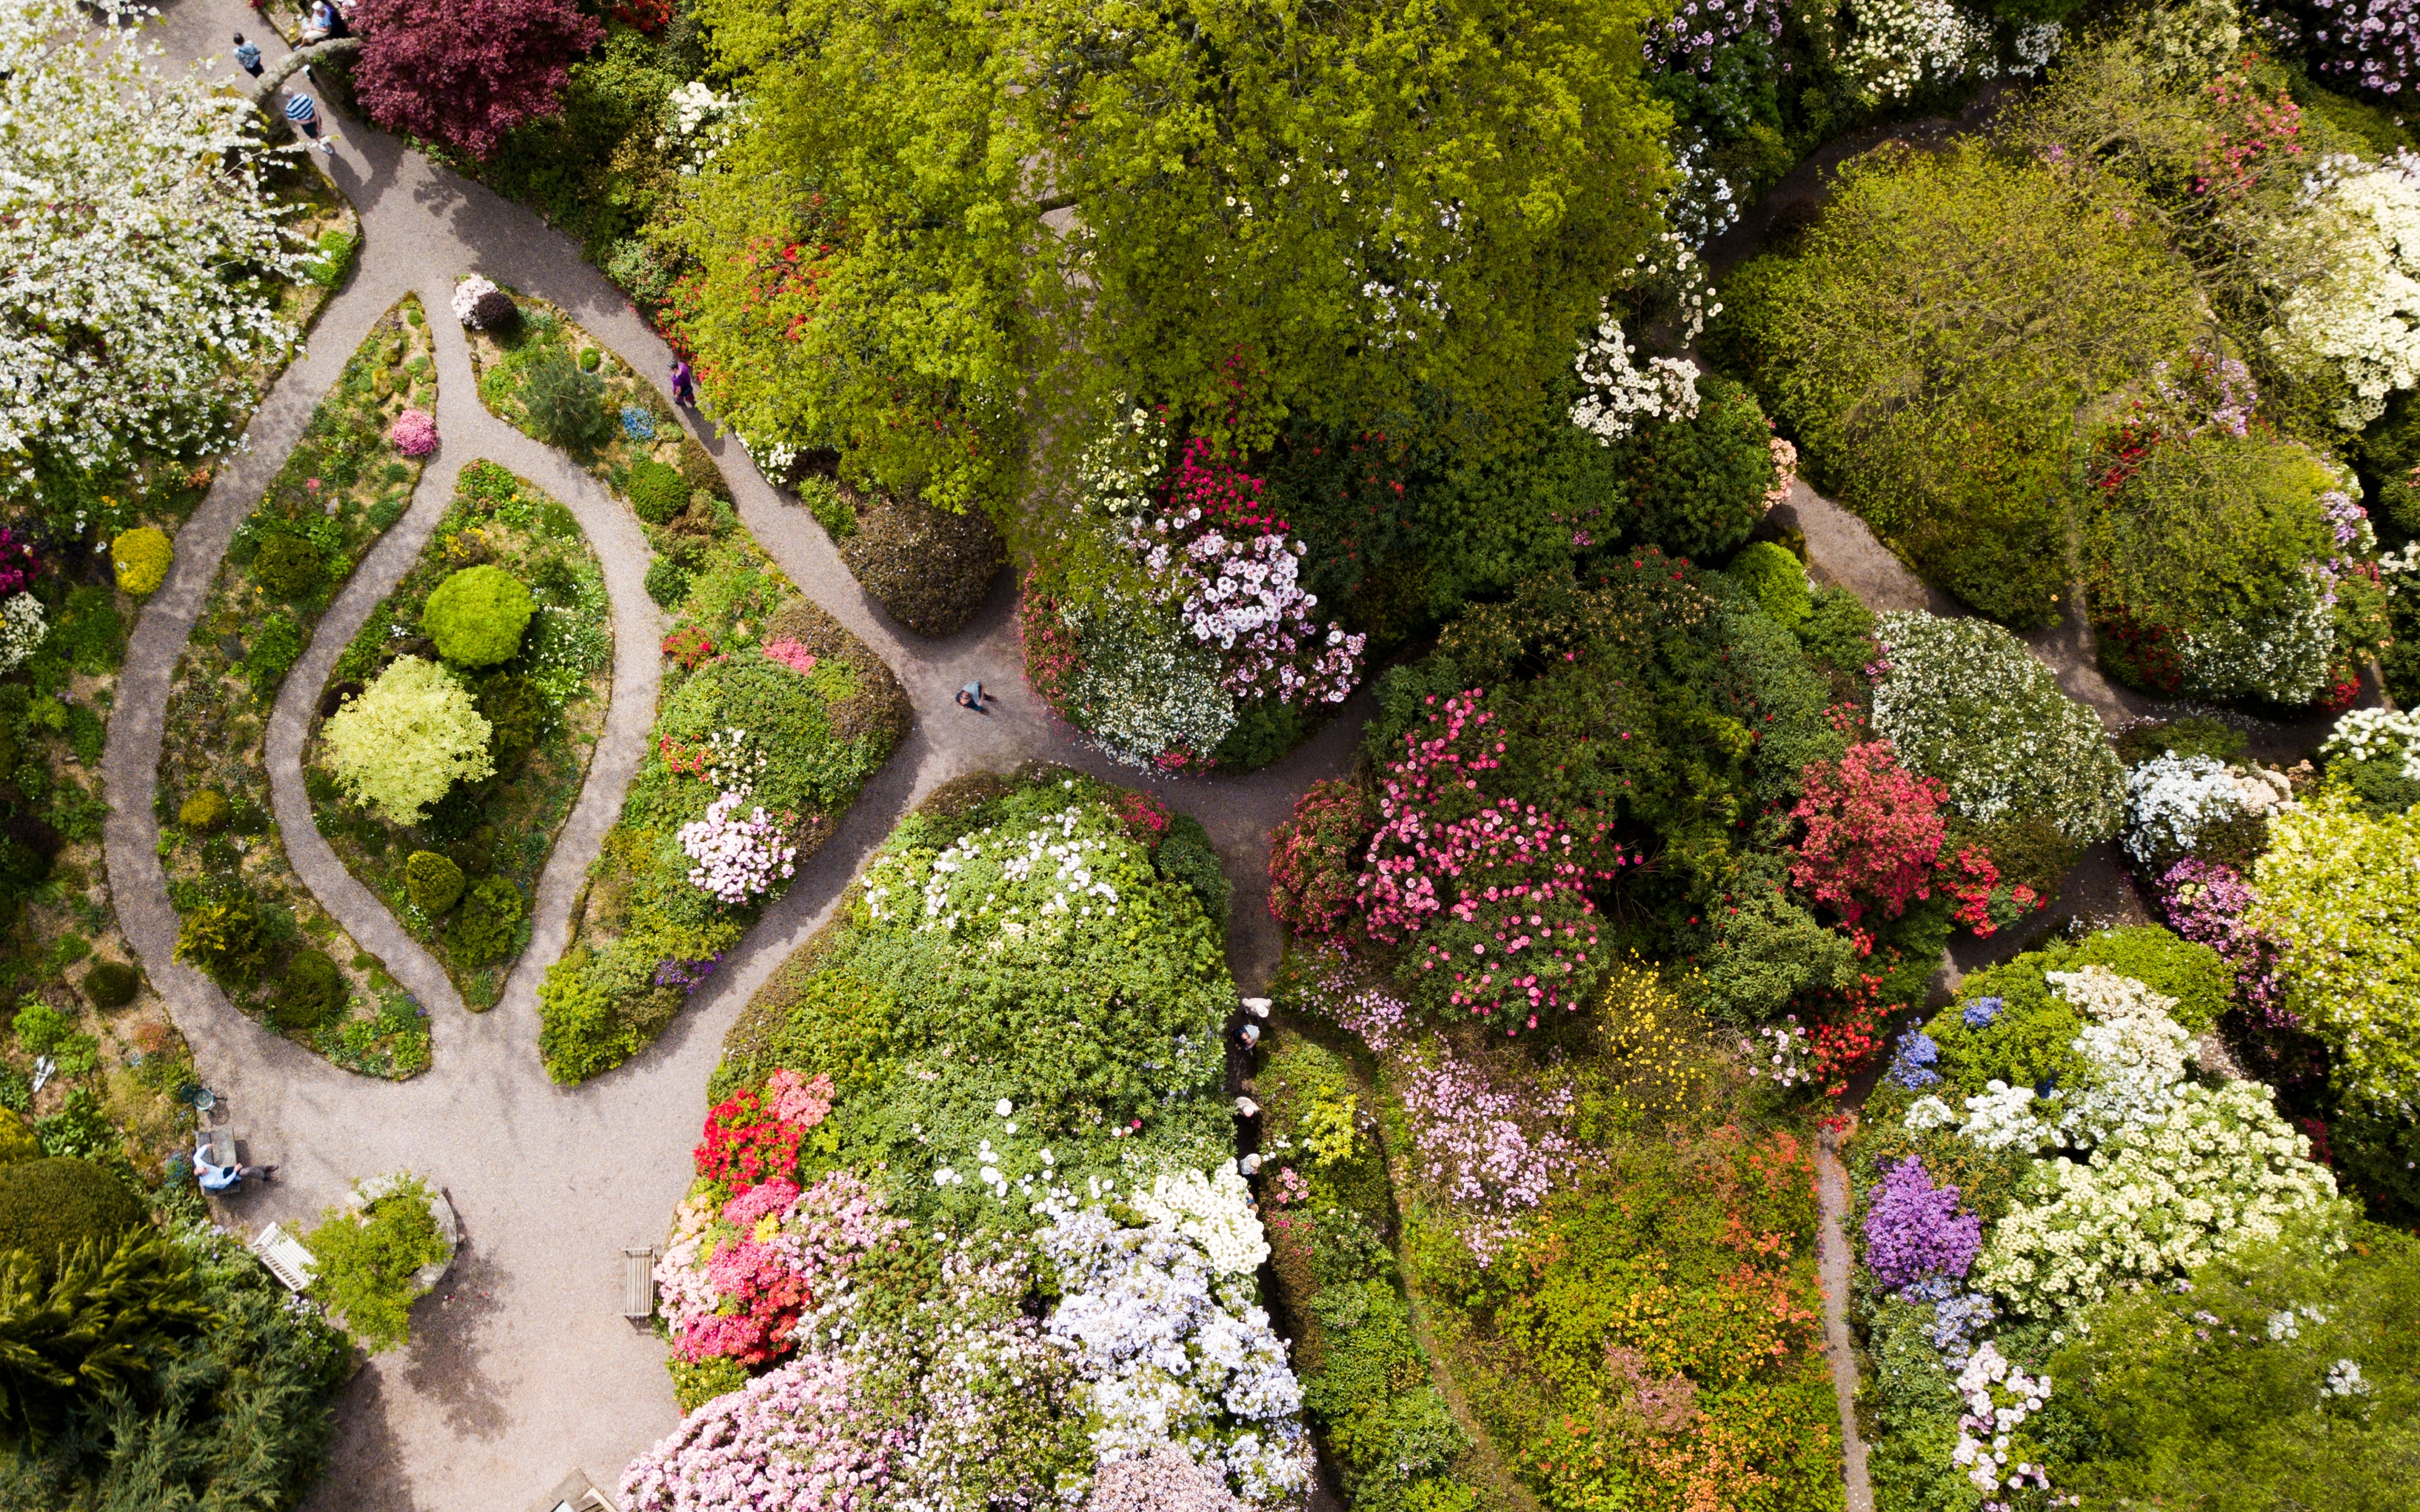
<box><xmin>1266</xmin><ymin>779</ymin><xmax>1377</xmax><ymax>937</ymax></box>
<box><xmin>761</xmin><ymin>638</ymin><xmax>819</xmax><ymax>677</ymax></box>
<box><xmin>621</xmin><ymin>1348</ymin><xmax>905</xmax><ymax>1511</ymax></box>
<box><xmin>766</xmin><ymin>1068</ymin><xmax>834</xmax><ymax>1126</ymax></box>
<box><xmin>655</xmin><ymin>1171</ymin><xmax>904</xmax><ymax>1366</ymax></box>
<box><xmin>2159</xmin><ymin>857</ymin><xmax>2287</xmax><ymax>1022</ymax></box>
<box><xmin>1356</xmin><ymin>691</ymin><xmax>1630</xmax><ymax>1032</ymax></box>
<box><xmin>679</xmin><ymin>791</ymin><xmax>798</xmax><ymax>903</ymax></box>
<box><xmin>1788</xmin><ymin>741</ymin><xmax>1950</xmax><ymax>925</ymax></box>
<box><xmin>389</xmin><ymin>408</ymin><xmax>438</xmax><ymax>458</ymax></box>
<box><xmin>1397</xmin><ymin>1040</ymin><xmax>1577</xmax><ymax>1265</ymax></box>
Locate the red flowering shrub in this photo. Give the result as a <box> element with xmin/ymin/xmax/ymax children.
<box><xmin>1112</xmin><ymin>790</ymin><xmax>1171</xmax><ymax>847</ymax></box>
<box><xmin>1168</xmin><ymin>436</ymin><xmax>1288</xmax><ymax>536</ymax></box>
<box><xmin>1358</xmin><ymin>692</ymin><xmax>1631</xmax><ymax>1032</ymax></box>
<box><xmin>1016</xmin><ymin>572</ymin><xmax>1084</xmax><ymax>721</ymax></box>
<box><xmin>1266</xmin><ymin>779</ymin><xmax>1377</xmax><ymax>937</ymax></box>
<box><xmin>351</xmin><ymin>0</ymin><xmax>604</xmax><ymax>160</ymax></box>
<box><xmin>608</xmin><ymin>0</ymin><xmax>671</xmax><ymax>30</ymax></box>
<box><xmin>1788</xmin><ymin>741</ymin><xmax>1951</xmax><ymax>925</ymax></box>
<box><xmin>1802</xmin><ymin>970</ymin><xmax>1887</xmax><ymax>1097</ymax></box>
<box><xmin>661</xmin><ymin>624</ymin><xmax>715</xmax><ymax>670</ymax></box>
<box><xmin>694</xmin><ymin>1088</ymin><xmax>803</xmax><ymax>1193</ymax></box>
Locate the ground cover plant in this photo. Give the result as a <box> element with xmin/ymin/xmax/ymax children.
<box><xmin>156</xmin><ymin>298</ymin><xmax>439</xmax><ymax>1080</ymax></box>
<box><xmin>624</xmin><ymin>769</ymin><xmax>1309</xmax><ymax>1507</ymax></box>
<box><xmin>1267</xmin><ymin>947</ymin><xmax>1842</xmax><ymax>1512</ymax></box>
<box><xmin>460</xmin><ymin>288</ymin><xmax>907</xmax><ymax>1080</ymax></box>
<box><xmin>307</xmin><ymin>461</ymin><xmax>611</xmax><ymax>1007</ymax></box>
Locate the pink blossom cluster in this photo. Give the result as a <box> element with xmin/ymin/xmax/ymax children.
<box><xmin>1128</xmin><ymin>513</ymin><xmax>1366</xmax><ymax>706</ymax></box>
<box><xmin>621</xmin><ymin>1347</ymin><xmax>905</xmax><ymax>1511</ymax></box>
<box><xmin>1788</xmin><ymin>740</ymin><xmax>1951</xmax><ymax>924</ymax></box>
<box><xmin>680</xmin><ymin>790</ymin><xmax>798</xmax><ymax>903</ymax></box>
<box><xmin>766</xmin><ymin>1068</ymin><xmax>834</xmax><ymax>1126</ymax></box>
<box><xmin>2159</xmin><ymin>857</ymin><xmax>2289</xmax><ymax>1023</ymax></box>
<box><xmin>1397</xmin><ymin>1043</ymin><xmax>1577</xmax><ymax>1265</ymax></box>
<box><xmin>389</xmin><ymin>408</ymin><xmax>438</xmax><ymax>458</ymax></box>
<box><xmin>762</xmin><ymin>638</ymin><xmax>820</xmax><ymax>677</ymax></box>
<box><xmin>1356</xmin><ymin>692</ymin><xmax>1627</xmax><ymax>1029</ymax></box>
<box><xmin>658</xmin><ymin>1171</ymin><xmax>903</xmax><ymax>1366</ymax></box>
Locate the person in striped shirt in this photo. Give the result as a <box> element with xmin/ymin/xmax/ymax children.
<box><xmin>284</xmin><ymin>90</ymin><xmax>335</xmax><ymax>155</ymax></box>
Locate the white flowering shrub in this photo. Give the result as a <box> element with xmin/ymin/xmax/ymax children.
<box><xmin>451</xmin><ymin>274</ymin><xmax>501</xmax><ymax>328</ymax></box>
<box><xmin>2273</xmin><ymin>153</ymin><xmax>2420</xmax><ymax>429</ymax></box>
<box><xmin>1872</xmin><ymin>612</ymin><xmax>2125</xmax><ymax>843</ymax></box>
<box><xmin>1949</xmin><ymin>1342</ymin><xmax>2056</xmax><ymax>1500</ymax></box>
<box><xmin>0</xmin><ymin>0</ymin><xmax>304</xmax><ymax>489</ymax></box>
<box><xmin>661</xmin><ymin>79</ymin><xmax>741</xmax><ymax>172</ymax></box>
<box><xmin>1977</xmin><ymin>1078</ymin><xmax>2341</xmax><ymax>1318</ymax></box>
<box><xmin>1068</xmin><ymin>610</ymin><xmax>1242</xmax><ymax>767</ymax></box>
<box><xmin>2173</xmin><ymin>566</ymin><xmax>2337</xmax><ymax>705</ymax></box>
<box><xmin>0</xmin><ymin>592</ymin><xmax>44</xmax><ymax>674</ymax></box>
<box><xmin>1129</xmin><ymin>1163</ymin><xmax>1270</xmax><ymax>1276</ymax></box>
<box><xmin>1040</xmin><ymin>1207</ymin><xmax>1311</xmax><ymax>1508</ymax></box>
<box><xmin>1569</xmin><ymin>309</ymin><xmax>1699</xmax><ymax>444</ymax></box>
<box><xmin>2044</xmin><ymin>967</ymin><xmax>2195</xmax><ymax>1147</ymax></box>
<box><xmin>2322</xmin><ymin>707</ymin><xmax>2420</xmax><ymax>780</ymax></box>
<box><xmin>677</xmin><ymin>790</ymin><xmax>798</xmax><ymax>903</ymax></box>
<box><xmin>1842</xmin><ymin>0</ymin><xmax>1997</xmax><ymax>104</ymax></box>
<box><xmin>2122</xmin><ymin>753</ymin><xmax>2250</xmax><ymax>867</ymax></box>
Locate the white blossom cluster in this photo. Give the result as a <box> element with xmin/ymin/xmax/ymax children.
<box><xmin>1948</xmin><ymin>1342</ymin><xmax>2055</xmax><ymax>1498</ymax></box>
<box><xmin>1074</xmin><ymin>404</ymin><xmax>1171</xmax><ymax>519</ymax></box>
<box><xmin>659</xmin><ymin>80</ymin><xmax>742</xmax><ymax>173</ymax></box>
<box><xmin>2275</xmin><ymin>153</ymin><xmax>2420</xmax><ymax>428</ymax></box>
<box><xmin>0</xmin><ymin>0</ymin><xmax>307</xmax><ymax>484</ymax></box>
<box><xmin>1841</xmin><ymin>0</ymin><xmax>1998</xmax><ymax>105</ymax></box>
<box><xmin>2174</xmin><ymin>567</ymin><xmax>2337</xmax><ymax>705</ymax></box>
<box><xmin>2044</xmin><ymin>968</ymin><xmax>2196</xmax><ymax>1147</ymax></box>
<box><xmin>1129</xmin><ymin>1163</ymin><xmax>1270</xmax><ymax>1277</ymax></box>
<box><xmin>0</xmin><ymin>592</ymin><xmax>44</xmax><ymax>675</ymax></box>
<box><xmin>1040</xmin><ymin>1207</ymin><xmax>1311</xmax><ymax>1510</ymax></box>
<box><xmin>2321</xmin><ymin>707</ymin><xmax>2420</xmax><ymax>780</ymax></box>
<box><xmin>1872</xmin><ymin>612</ymin><xmax>2125</xmax><ymax>843</ymax></box>
<box><xmin>1569</xmin><ymin>308</ymin><xmax>1700</xmax><ymax>444</ymax></box>
<box><xmin>676</xmin><ymin>790</ymin><xmax>798</xmax><ymax>903</ymax></box>
<box><xmin>1126</xmin><ymin>522</ymin><xmax>1365</xmax><ymax>706</ymax></box>
<box><xmin>452</xmin><ymin>274</ymin><xmax>501</xmax><ymax>328</ymax></box>
<box><xmin>862</xmin><ymin>803</ymin><xmax>1125</xmax><ymax>938</ymax></box>
<box><xmin>1069</xmin><ymin>612</ymin><xmax>1242</xmax><ymax>768</ymax></box>
<box><xmin>2122</xmin><ymin>753</ymin><xmax>2250</xmax><ymax>867</ymax></box>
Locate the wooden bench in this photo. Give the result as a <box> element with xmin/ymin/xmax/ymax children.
<box><xmin>250</xmin><ymin>1222</ymin><xmax>317</xmax><ymax>1294</ymax></box>
<box><xmin>198</xmin><ymin>1127</ymin><xmax>235</xmax><ymax>1168</ymax></box>
<box><xmin>622</xmin><ymin>1247</ymin><xmax>656</xmax><ymax>1320</ymax></box>
<box><xmin>527</xmin><ymin>1469</ymin><xmax>620</xmax><ymax>1512</ymax></box>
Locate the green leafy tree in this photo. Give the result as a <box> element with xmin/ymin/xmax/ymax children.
<box><xmin>321</xmin><ymin>657</ymin><xmax>495</xmax><ymax>823</ymax></box>
<box><xmin>675</xmin><ymin>0</ymin><xmax>1673</xmax><ymax>509</ymax></box>
<box><xmin>301</xmin><ymin>1178</ymin><xmax>449</xmax><ymax>1356</ymax></box>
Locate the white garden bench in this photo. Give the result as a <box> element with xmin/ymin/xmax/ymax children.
<box><xmin>250</xmin><ymin>1222</ymin><xmax>317</xmax><ymax>1293</ymax></box>
<box><xmin>622</xmin><ymin>1246</ymin><xmax>656</xmax><ymax>1320</ymax></box>
<box><xmin>529</xmin><ymin>1468</ymin><xmax>621</xmax><ymax>1512</ymax></box>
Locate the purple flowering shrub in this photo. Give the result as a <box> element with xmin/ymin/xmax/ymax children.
<box><xmin>1861</xmin><ymin>1157</ymin><xmax>1982</xmax><ymax>1292</ymax></box>
<box><xmin>2298</xmin><ymin>0</ymin><xmax>2420</xmax><ymax>98</ymax></box>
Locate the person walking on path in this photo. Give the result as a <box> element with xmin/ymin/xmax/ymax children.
<box><xmin>284</xmin><ymin>90</ymin><xmax>335</xmax><ymax>154</ymax></box>
<box><xmin>957</xmin><ymin>680</ymin><xmax>986</xmax><ymax>712</ymax></box>
<box><xmin>232</xmin><ymin>32</ymin><xmax>263</xmax><ymax>76</ymax></box>
<box><xmin>671</xmin><ymin>358</ymin><xmax>697</xmax><ymax>407</ymax></box>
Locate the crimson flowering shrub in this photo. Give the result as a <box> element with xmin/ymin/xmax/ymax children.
<box><xmin>1265</xmin><ymin>779</ymin><xmax>1377</xmax><ymax>937</ymax></box>
<box><xmin>1168</xmin><ymin>436</ymin><xmax>1288</xmax><ymax>537</ymax></box>
<box><xmin>661</xmin><ymin>624</ymin><xmax>715</xmax><ymax>670</ymax></box>
<box><xmin>1357</xmin><ymin>691</ymin><xmax>1632</xmax><ymax>1032</ymax></box>
<box><xmin>1788</xmin><ymin>741</ymin><xmax>1950</xmax><ymax>924</ymax></box>
<box><xmin>695</xmin><ymin>1087</ymin><xmax>805</xmax><ymax>1193</ymax></box>
<box><xmin>1112</xmin><ymin>789</ymin><xmax>1173</xmax><ymax>846</ymax></box>
<box><xmin>0</xmin><ymin>529</ymin><xmax>37</xmax><ymax>598</ymax></box>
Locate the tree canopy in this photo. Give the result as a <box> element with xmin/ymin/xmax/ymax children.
<box><xmin>673</xmin><ymin>0</ymin><xmax>1673</xmax><ymax>508</ymax></box>
<box><xmin>352</xmin><ymin>0</ymin><xmax>603</xmax><ymax>159</ymax></box>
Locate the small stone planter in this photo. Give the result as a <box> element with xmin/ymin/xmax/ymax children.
<box><xmin>347</xmin><ymin>1171</ymin><xmax>458</xmax><ymax>1294</ymax></box>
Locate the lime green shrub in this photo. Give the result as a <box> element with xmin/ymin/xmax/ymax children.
<box><xmin>111</xmin><ymin>526</ymin><xmax>173</xmax><ymax>596</ymax></box>
<box><xmin>321</xmin><ymin>656</ymin><xmax>495</xmax><ymax>823</ymax></box>
<box><xmin>0</xmin><ymin>1116</ymin><xmax>38</xmax><ymax>1166</ymax></box>
<box><xmin>1725</xmin><ymin>540</ymin><xmax>1812</xmax><ymax>628</ymax></box>
<box><xmin>173</xmin><ymin>899</ymin><xmax>267</xmax><ymax>986</ymax></box>
<box><xmin>404</xmin><ymin>851</ymin><xmax>465</xmax><ymax>914</ymax></box>
<box><xmin>421</xmin><ymin>564</ymin><xmax>535</xmax><ymax>667</ymax></box>
<box><xmin>302</xmin><ymin>1177</ymin><xmax>450</xmax><ymax>1354</ymax></box>
<box><xmin>178</xmin><ymin>789</ymin><xmax>230</xmax><ymax>835</ymax></box>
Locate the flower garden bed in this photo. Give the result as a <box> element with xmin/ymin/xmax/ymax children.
<box><xmin>156</xmin><ymin>297</ymin><xmax>440</xmax><ymax>1080</ymax></box>
<box><xmin>623</xmin><ymin>768</ymin><xmax>1303</xmax><ymax>1507</ymax></box>
<box><xmin>304</xmin><ymin>461</ymin><xmax>611</xmax><ymax>1008</ymax></box>
<box><xmin>1263</xmin><ymin>948</ymin><xmax>1842</xmax><ymax>1512</ymax></box>
<box><xmin>454</xmin><ymin>286</ymin><xmax>909</xmax><ymax>1081</ymax></box>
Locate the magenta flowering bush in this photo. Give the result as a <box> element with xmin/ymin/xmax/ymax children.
<box><xmin>389</xmin><ymin>408</ymin><xmax>438</xmax><ymax>458</ymax></box>
<box><xmin>1862</xmin><ymin>1157</ymin><xmax>1982</xmax><ymax>1293</ymax></box>
<box><xmin>1356</xmin><ymin>690</ymin><xmax>1631</xmax><ymax>1031</ymax></box>
<box><xmin>679</xmin><ymin>790</ymin><xmax>798</xmax><ymax>903</ymax></box>
<box><xmin>655</xmin><ymin>1171</ymin><xmax>903</xmax><ymax>1366</ymax></box>
<box><xmin>2159</xmin><ymin>857</ymin><xmax>2286</xmax><ymax>1022</ymax></box>
<box><xmin>621</xmin><ymin>1348</ymin><xmax>906</xmax><ymax>1511</ymax></box>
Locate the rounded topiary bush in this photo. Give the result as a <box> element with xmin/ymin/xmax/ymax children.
<box><xmin>447</xmin><ymin>876</ymin><xmax>524</xmax><ymax>966</ymax></box>
<box><xmin>0</xmin><ymin>1158</ymin><xmax>144</xmax><ymax>1276</ymax></box>
<box><xmin>1725</xmin><ymin>541</ymin><xmax>1812</xmax><ymax>629</ymax></box>
<box><xmin>678</xmin><ymin>435</ymin><xmax>729</xmax><ymax>501</ymax></box>
<box><xmin>836</xmin><ymin>491</ymin><xmax>1007</xmax><ymax>636</ymax></box>
<box><xmin>423</xmin><ymin>565</ymin><xmax>536</xmax><ymax>667</ymax></box>
<box><xmin>272</xmin><ymin>949</ymin><xmax>346</xmax><ymax>1031</ymax></box>
<box><xmin>0</xmin><ymin>1117</ymin><xmax>38</xmax><ymax>1168</ymax></box>
<box><xmin>405</xmin><ymin>850</ymin><xmax>467</xmax><ymax>914</ymax></box>
<box><xmin>472</xmin><ymin>287</ymin><xmax>521</xmax><ymax>334</ymax></box>
<box><xmin>81</xmin><ymin>960</ymin><xmax>138</xmax><ymax>1010</ymax></box>
<box><xmin>252</xmin><ymin>532</ymin><xmax>324</xmax><ymax>601</ymax></box>
<box><xmin>179</xmin><ymin>789</ymin><xmax>231</xmax><ymax>835</ymax></box>
<box><xmin>644</xmin><ymin>558</ymin><xmax>691</xmax><ymax>609</ymax></box>
<box><xmin>112</xmin><ymin>526</ymin><xmax>173</xmax><ymax>596</ymax></box>
<box><xmin>627</xmin><ymin>458</ymin><xmax>688</xmax><ymax>525</ymax></box>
